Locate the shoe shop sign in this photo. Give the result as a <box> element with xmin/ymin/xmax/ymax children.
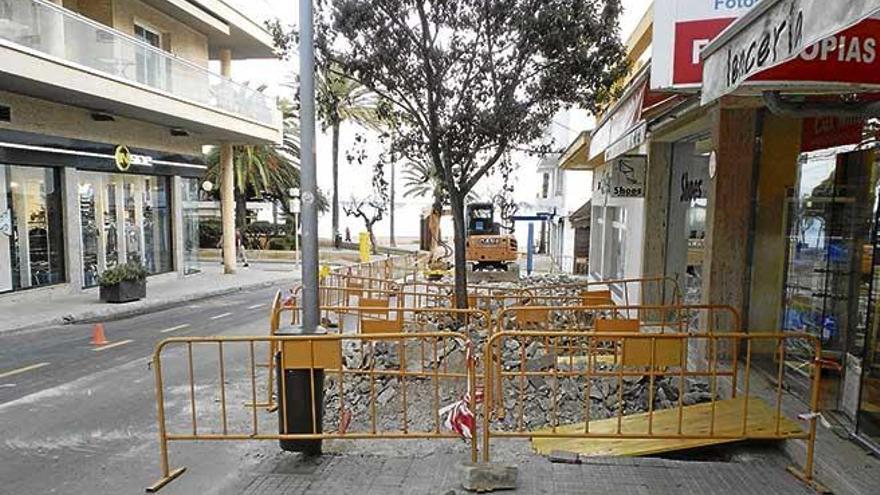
<box><xmin>701</xmin><ymin>0</ymin><xmax>880</xmax><ymax>103</ymax></box>
<box><xmin>595</xmin><ymin>155</ymin><xmax>647</xmax><ymax>202</ymax></box>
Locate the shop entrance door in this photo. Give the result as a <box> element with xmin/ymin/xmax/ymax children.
<box><xmin>79</xmin><ymin>172</ymin><xmax>171</xmax><ymax>287</ymax></box>
<box><xmin>781</xmin><ymin>148</ymin><xmax>876</xmax><ymax>418</ymax></box>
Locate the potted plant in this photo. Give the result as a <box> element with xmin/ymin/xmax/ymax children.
<box><xmin>98</xmin><ymin>263</ymin><xmax>148</xmax><ymax>303</ymax></box>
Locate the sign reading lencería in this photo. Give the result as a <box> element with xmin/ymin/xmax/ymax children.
<box><xmin>702</xmin><ymin>0</ymin><xmax>880</xmax><ymax>103</ymax></box>
<box><xmin>654</xmin><ymin>0</ymin><xmax>880</xmax><ymax>94</ymax></box>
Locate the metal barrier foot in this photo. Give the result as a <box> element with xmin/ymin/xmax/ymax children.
<box><xmin>145</xmin><ymin>467</ymin><xmax>186</xmax><ymax>493</ymax></box>
<box><xmin>785</xmin><ymin>466</ymin><xmax>831</xmax><ymax>494</ymax></box>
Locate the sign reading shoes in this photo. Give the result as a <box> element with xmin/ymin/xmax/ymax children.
<box><xmin>114</xmin><ymin>145</ymin><xmax>153</xmax><ymax>172</ymax></box>
<box><xmin>701</xmin><ymin>0</ymin><xmax>880</xmax><ymax>103</ymax></box>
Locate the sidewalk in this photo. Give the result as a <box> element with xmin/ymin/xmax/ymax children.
<box><xmin>746</xmin><ymin>367</ymin><xmax>880</xmax><ymax>495</ymax></box>
<box><xmin>0</xmin><ymin>262</ymin><xmax>300</xmax><ymax>335</ymax></box>
<box><xmin>236</xmin><ymin>451</ymin><xmax>814</xmax><ymax>495</ymax></box>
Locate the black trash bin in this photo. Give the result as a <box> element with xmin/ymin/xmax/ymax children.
<box><xmin>276</xmin><ymin>326</ymin><xmax>331</xmax><ymax>455</ymax></box>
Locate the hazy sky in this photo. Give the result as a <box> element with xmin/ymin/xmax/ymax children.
<box><xmin>223</xmin><ymin>0</ymin><xmax>650</xmax><ymax>238</ymax></box>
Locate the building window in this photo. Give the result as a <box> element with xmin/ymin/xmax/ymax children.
<box><xmin>79</xmin><ymin>172</ymin><xmax>172</xmax><ymax>287</ymax></box>
<box><xmin>554</xmin><ymin>170</ymin><xmax>564</xmax><ymax>197</ymax></box>
<box><xmin>589</xmin><ymin>205</ymin><xmax>604</xmax><ymax>277</ymax></box>
<box><xmin>541</xmin><ymin>172</ymin><xmax>550</xmax><ymax>199</ymax></box>
<box><xmin>134</xmin><ymin>23</ymin><xmax>163</xmax><ymax>88</ymax></box>
<box><xmin>609</xmin><ymin>207</ymin><xmax>627</xmax><ymax>280</ymax></box>
<box><xmin>180</xmin><ymin>177</ymin><xmax>201</xmax><ymax>275</ymax></box>
<box><xmin>0</xmin><ymin>164</ymin><xmax>65</xmax><ymax>293</ymax></box>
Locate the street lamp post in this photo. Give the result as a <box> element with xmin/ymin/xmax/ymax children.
<box><xmin>276</xmin><ymin>0</ymin><xmax>323</xmax><ymax>456</ymax></box>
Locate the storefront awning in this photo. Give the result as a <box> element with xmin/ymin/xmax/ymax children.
<box><xmin>701</xmin><ymin>0</ymin><xmax>880</xmax><ymax>104</ymax></box>
<box><xmin>558</xmin><ymin>131</ymin><xmax>593</xmax><ymax>170</ymax></box>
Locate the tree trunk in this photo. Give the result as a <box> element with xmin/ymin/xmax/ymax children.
<box><xmin>389</xmin><ymin>160</ymin><xmax>396</xmax><ymax>247</ymax></box>
<box><xmin>367</xmin><ymin>224</ymin><xmax>378</xmax><ymax>255</ymax></box>
<box><xmin>235</xmin><ymin>190</ymin><xmax>247</xmax><ymax>231</ymax></box>
<box><xmin>331</xmin><ymin>122</ymin><xmax>340</xmax><ymax>246</ymax></box>
<box><xmin>449</xmin><ymin>192</ymin><xmax>468</xmax><ymax>309</ymax></box>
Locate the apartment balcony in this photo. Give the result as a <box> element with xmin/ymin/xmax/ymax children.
<box><xmin>0</xmin><ymin>0</ymin><xmax>281</xmax><ymax>143</ymax></box>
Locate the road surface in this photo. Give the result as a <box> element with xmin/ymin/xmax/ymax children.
<box><xmin>0</xmin><ymin>284</ymin><xmax>288</xmax><ymax>494</ymax></box>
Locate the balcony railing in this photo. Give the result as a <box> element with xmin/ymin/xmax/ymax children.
<box><xmin>0</xmin><ymin>0</ymin><xmax>278</xmax><ymax>127</ymax></box>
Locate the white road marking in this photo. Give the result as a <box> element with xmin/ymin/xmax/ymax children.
<box><xmin>93</xmin><ymin>339</ymin><xmax>133</xmax><ymax>352</ymax></box>
<box><xmin>161</xmin><ymin>324</ymin><xmax>190</xmax><ymax>333</ymax></box>
<box><xmin>247</xmin><ymin>304</ymin><xmax>264</xmax><ymax>309</ymax></box>
<box><xmin>0</xmin><ymin>362</ymin><xmax>50</xmax><ymax>379</ymax></box>
<box><xmin>210</xmin><ymin>312</ymin><xmax>232</xmax><ymax>320</ymax></box>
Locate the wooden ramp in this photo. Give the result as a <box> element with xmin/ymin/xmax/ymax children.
<box><xmin>531</xmin><ymin>396</ymin><xmax>803</xmax><ymax>457</ymax></box>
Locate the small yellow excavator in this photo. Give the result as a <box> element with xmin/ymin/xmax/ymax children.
<box><xmin>464</xmin><ymin>203</ymin><xmax>519</xmax><ymax>280</ymax></box>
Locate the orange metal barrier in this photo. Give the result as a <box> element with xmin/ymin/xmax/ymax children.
<box><xmin>148</xmin><ymin>330</ymin><xmax>477</xmax><ymax>492</ymax></box>
<box><xmin>480</xmin><ymin>330</ymin><xmax>823</xmax><ymax>488</ymax></box>
<box><xmin>523</xmin><ymin>276</ymin><xmax>683</xmax><ymax>307</ymax></box>
<box><xmin>261</xmin><ymin>300</ymin><xmax>491</xmax><ymax>412</ymax></box>
<box><xmin>496</xmin><ymin>304</ymin><xmax>742</xmax><ymax>335</ymax></box>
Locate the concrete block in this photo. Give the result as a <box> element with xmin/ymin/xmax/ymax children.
<box><xmin>548</xmin><ymin>450</ymin><xmax>581</xmax><ymax>464</ymax></box>
<box><xmin>459</xmin><ymin>462</ymin><xmax>517</xmax><ymax>492</ymax></box>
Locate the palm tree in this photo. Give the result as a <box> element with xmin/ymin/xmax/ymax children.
<box><xmin>316</xmin><ymin>64</ymin><xmax>383</xmax><ymax>244</ymax></box>
<box><xmin>402</xmin><ymin>160</ymin><xmax>477</xmax><ymax>251</ymax></box>
<box><xmin>205</xmin><ymin>101</ymin><xmax>326</xmax><ymax>230</ymax></box>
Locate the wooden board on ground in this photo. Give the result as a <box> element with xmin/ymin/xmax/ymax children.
<box><xmin>531</xmin><ymin>396</ymin><xmax>802</xmax><ymax>457</ymax></box>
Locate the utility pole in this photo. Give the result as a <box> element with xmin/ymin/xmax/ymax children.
<box><xmin>299</xmin><ymin>0</ymin><xmax>318</xmax><ymax>334</ymax></box>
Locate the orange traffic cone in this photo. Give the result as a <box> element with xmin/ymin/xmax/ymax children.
<box><xmin>91</xmin><ymin>323</ymin><xmax>108</xmax><ymax>346</ymax></box>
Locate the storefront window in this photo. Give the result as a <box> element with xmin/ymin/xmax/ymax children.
<box><xmin>0</xmin><ymin>164</ymin><xmax>65</xmax><ymax>292</ymax></box>
<box><xmin>666</xmin><ymin>140</ymin><xmax>710</xmax><ymax>304</ymax></box>
<box><xmin>180</xmin><ymin>177</ymin><xmax>201</xmax><ymax>275</ymax></box>
<box><xmin>609</xmin><ymin>207</ymin><xmax>627</xmax><ymax>280</ymax></box>
<box><xmin>79</xmin><ymin>172</ymin><xmax>172</xmax><ymax>287</ymax></box>
<box><xmin>780</xmin><ymin>126</ymin><xmax>880</xmax><ymax>436</ymax></box>
<box><xmin>589</xmin><ymin>205</ymin><xmax>604</xmax><ymax>277</ymax></box>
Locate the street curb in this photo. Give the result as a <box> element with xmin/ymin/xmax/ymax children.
<box><xmin>2</xmin><ymin>277</ymin><xmax>300</xmax><ymax>336</ymax></box>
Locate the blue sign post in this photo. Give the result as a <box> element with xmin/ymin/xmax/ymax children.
<box><xmin>527</xmin><ymin>222</ymin><xmax>534</xmax><ymax>276</ymax></box>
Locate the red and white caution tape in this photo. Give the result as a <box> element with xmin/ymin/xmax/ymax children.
<box><xmin>798</xmin><ymin>411</ymin><xmax>831</xmax><ymax>429</ymax></box>
<box><xmin>439</xmin><ymin>341</ymin><xmax>482</xmax><ymax>439</ymax></box>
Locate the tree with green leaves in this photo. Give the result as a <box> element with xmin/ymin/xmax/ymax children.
<box><xmin>266</xmin><ymin>20</ymin><xmax>385</xmax><ymax>245</ymax></box>
<box><xmin>320</xmin><ymin>0</ymin><xmax>628</xmax><ymax>306</ymax></box>
<box><xmin>316</xmin><ymin>65</ymin><xmax>384</xmax><ymax>245</ymax></box>
<box><xmin>204</xmin><ymin>101</ymin><xmax>326</xmax><ymax>231</ymax></box>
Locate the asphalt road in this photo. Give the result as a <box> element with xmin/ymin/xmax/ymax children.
<box><xmin>0</xmin><ymin>284</ymin><xmax>290</xmax><ymax>494</ymax></box>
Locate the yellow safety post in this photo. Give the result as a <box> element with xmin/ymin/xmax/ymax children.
<box><xmin>359</xmin><ymin>232</ymin><xmax>371</xmax><ymax>262</ymax></box>
<box><xmin>319</xmin><ymin>264</ymin><xmax>331</xmax><ymax>283</ymax></box>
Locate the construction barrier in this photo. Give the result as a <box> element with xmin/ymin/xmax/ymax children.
<box><xmin>147</xmin><ymin>330</ymin><xmax>478</xmax><ymax>492</ymax></box>
<box><xmin>148</xmin><ymin>324</ymin><xmax>824</xmax><ymax>491</ymax></box>
<box><xmin>259</xmin><ymin>299</ymin><xmax>491</xmax><ymax>413</ymax></box>
<box><xmin>497</xmin><ymin>304</ymin><xmax>741</xmax><ymax>335</ymax></box>
<box><xmin>480</xmin><ymin>330</ymin><xmax>823</xmax><ymax>487</ymax></box>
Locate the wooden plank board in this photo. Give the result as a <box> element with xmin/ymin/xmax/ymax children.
<box><xmin>530</xmin><ymin>396</ymin><xmax>802</xmax><ymax>457</ymax></box>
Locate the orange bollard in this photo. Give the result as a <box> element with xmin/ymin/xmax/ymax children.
<box><xmin>91</xmin><ymin>323</ymin><xmax>108</xmax><ymax>346</ymax></box>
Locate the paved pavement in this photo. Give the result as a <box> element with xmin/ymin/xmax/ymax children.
<box><xmin>236</xmin><ymin>451</ymin><xmax>815</xmax><ymax>495</ymax></box>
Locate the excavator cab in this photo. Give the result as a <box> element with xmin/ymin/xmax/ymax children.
<box><xmin>467</xmin><ymin>203</ymin><xmax>500</xmax><ymax>235</ymax></box>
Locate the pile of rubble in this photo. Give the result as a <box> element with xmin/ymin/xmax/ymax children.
<box><xmin>316</xmin><ymin>332</ymin><xmax>714</xmax><ymax>436</ymax></box>
<box><xmin>492</xmin><ymin>336</ymin><xmax>714</xmax><ymax>430</ymax></box>
<box><xmin>314</xmin><ymin>275</ymin><xmax>714</xmax><ymax>436</ymax></box>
